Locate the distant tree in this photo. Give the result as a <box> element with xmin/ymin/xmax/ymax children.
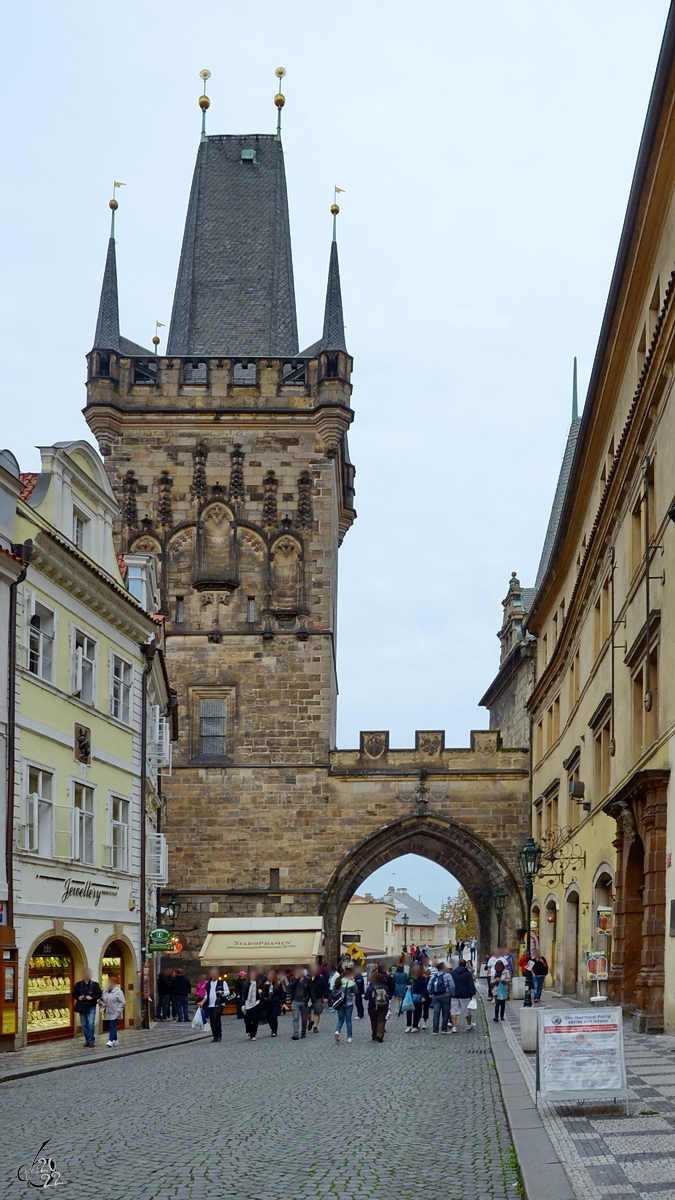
<box><xmin>442</xmin><ymin>888</ymin><xmax>477</xmax><ymax>941</ymax></box>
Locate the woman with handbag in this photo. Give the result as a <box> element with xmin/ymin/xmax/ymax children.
<box><xmin>403</xmin><ymin>964</ymin><xmax>427</xmax><ymax>1033</ymax></box>
<box><xmin>493</xmin><ymin>960</ymin><xmax>510</xmax><ymax>1022</ymax></box>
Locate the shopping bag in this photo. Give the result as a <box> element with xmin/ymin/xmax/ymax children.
<box><xmin>467</xmin><ymin>997</ymin><xmax>477</xmax><ymax>1011</ymax></box>
<box><xmin>401</xmin><ymin>987</ymin><xmax>414</xmax><ymax>1013</ymax></box>
<box><xmin>192</xmin><ymin>1008</ymin><xmax>206</xmax><ymax>1030</ymax></box>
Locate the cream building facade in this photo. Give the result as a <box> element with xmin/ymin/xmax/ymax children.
<box><xmin>341</xmin><ymin>893</ymin><xmax>398</xmax><ymax>958</ymax></box>
<box><xmin>7</xmin><ymin>441</ymin><xmax>173</xmax><ymax>1048</ymax></box>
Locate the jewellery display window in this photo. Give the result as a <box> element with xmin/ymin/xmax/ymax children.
<box><xmin>27</xmin><ymin>938</ymin><xmax>73</xmax><ymax>1043</ymax></box>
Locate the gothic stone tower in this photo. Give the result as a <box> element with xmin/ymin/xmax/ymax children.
<box><xmin>84</xmin><ymin>112</ymin><xmax>531</xmax><ymax>967</ymax></box>
<box><xmin>84</xmin><ymin>128</ymin><xmax>356</xmax><ymax>925</ymax></box>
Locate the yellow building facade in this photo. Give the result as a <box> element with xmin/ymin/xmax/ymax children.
<box><xmin>9</xmin><ymin>441</ymin><xmax>173</xmax><ymax>1048</ymax></box>
<box><xmin>524</xmin><ymin>15</ymin><xmax>675</xmax><ymax>1033</ymax></box>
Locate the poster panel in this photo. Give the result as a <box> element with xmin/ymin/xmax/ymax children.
<box><xmin>537</xmin><ymin>1007</ymin><xmax>627</xmax><ymax>1102</ymax></box>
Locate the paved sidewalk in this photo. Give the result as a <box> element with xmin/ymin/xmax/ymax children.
<box><xmin>0</xmin><ymin>1020</ymin><xmax>204</xmax><ymax>1082</ymax></box>
<box><xmin>488</xmin><ymin>983</ymin><xmax>675</xmax><ymax>1200</ymax></box>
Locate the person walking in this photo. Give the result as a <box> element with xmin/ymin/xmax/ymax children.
<box><xmin>333</xmin><ymin>965</ymin><xmax>358</xmax><ymax>1043</ymax></box>
<box><xmin>457</xmin><ymin>939</ymin><xmax>465</xmax><ymax>960</ymax></box>
<box><xmin>469</xmin><ymin>937</ymin><xmax>477</xmax><ymax>963</ymax></box>
<box><xmin>493</xmin><ymin>960</ymin><xmax>511</xmax><ymax>1022</ymax></box>
<box><xmin>486</xmin><ymin>952</ymin><xmax>498</xmax><ymax>1000</ymax></box>
<box><xmin>171</xmin><ymin>968</ymin><xmax>191</xmax><ymax>1022</ymax></box>
<box><xmin>366</xmin><ymin>970</ymin><xmax>393</xmax><ymax>1042</ymax></box>
<box><xmin>99</xmin><ymin>974</ymin><xmax>125</xmax><ymax>1048</ymax></box>
<box><xmin>156</xmin><ymin>967</ymin><xmax>172</xmax><ymax>1021</ymax></box>
<box><xmin>199</xmin><ymin>966</ymin><xmax>230</xmax><ymax>1042</ymax></box>
<box><xmin>450</xmin><ymin>959</ymin><xmax>477</xmax><ymax>1033</ymax></box>
<box><xmin>393</xmin><ymin>963</ymin><xmax>408</xmax><ymax>1013</ymax></box>
<box><xmin>242</xmin><ymin>969</ymin><xmax>262</xmax><ymax>1039</ymax></box>
<box><xmin>307</xmin><ymin>963</ymin><xmax>329</xmax><ymax>1033</ymax></box>
<box><xmin>234</xmin><ymin>970</ymin><xmax>248</xmax><ymax>1021</ymax></box>
<box><xmin>531</xmin><ymin>954</ymin><xmax>548</xmax><ymax>1002</ymax></box>
<box><xmin>428</xmin><ymin>961</ymin><xmax>455</xmax><ymax>1034</ymax></box>
<box><xmin>261</xmin><ymin>970</ymin><xmax>285</xmax><ymax>1037</ymax></box>
<box><xmin>404</xmin><ymin>964</ymin><xmax>428</xmax><ymax>1033</ymax></box>
<box><xmin>194</xmin><ymin>974</ymin><xmax>208</xmax><ymax>1006</ymax></box>
<box><xmin>288</xmin><ymin>966</ymin><xmax>312</xmax><ymax>1040</ymax></box>
<box><xmin>353</xmin><ymin>968</ymin><xmax>365</xmax><ymax>1020</ymax></box>
<box><xmin>73</xmin><ymin>967</ymin><xmax>102</xmax><ymax>1047</ymax></box>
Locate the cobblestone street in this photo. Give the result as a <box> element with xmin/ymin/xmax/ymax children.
<box><xmin>3</xmin><ymin>1004</ymin><xmax>521</xmax><ymax>1200</ymax></box>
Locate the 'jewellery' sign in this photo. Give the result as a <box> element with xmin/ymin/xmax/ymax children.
<box><xmin>36</xmin><ymin>874</ymin><xmax>120</xmax><ymax>908</ymax></box>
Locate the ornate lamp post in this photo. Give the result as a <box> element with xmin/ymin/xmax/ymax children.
<box><xmin>493</xmin><ymin>886</ymin><xmax>508</xmax><ymax>948</ymax></box>
<box><xmin>401</xmin><ymin>912</ymin><xmax>409</xmax><ymax>953</ymax></box>
<box><xmin>517</xmin><ymin>836</ymin><xmax>543</xmax><ymax>1009</ymax></box>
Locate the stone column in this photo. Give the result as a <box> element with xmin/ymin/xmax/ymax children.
<box><xmin>635</xmin><ymin>784</ymin><xmax>668</xmax><ymax>1032</ymax></box>
<box><xmin>606</xmin><ymin>820</ymin><xmax>629</xmax><ymax>1008</ymax></box>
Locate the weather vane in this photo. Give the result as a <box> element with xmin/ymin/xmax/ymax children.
<box><xmin>331</xmin><ymin>185</ymin><xmax>345</xmax><ymax>239</ymax></box>
<box><xmin>199</xmin><ymin>69</ymin><xmax>211</xmax><ymax>140</ymax></box>
<box><xmin>109</xmin><ymin>180</ymin><xmax>125</xmax><ymax>236</ymax></box>
<box><xmin>153</xmin><ymin>321</ymin><xmax>165</xmax><ymax>355</ymax></box>
<box><xmin>274</xmin><ymin>67</ymin><xmax>286</xmax><ymax>139</ymax></box>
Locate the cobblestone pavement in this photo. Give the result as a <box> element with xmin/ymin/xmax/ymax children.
<box><xmin>0</xmin><ymin>1020</ymin><xmax>201</xmax><ymax>1080</ymax></box>
<box><xmin>498</xmin><ymin>986</ymin><xmax>675</xmax><ymax>1200</ymax></box>
<box><xmin>3</xmin><ymin>1003</ymin><xmax>521</xmax><ymax>1200</ymax></box>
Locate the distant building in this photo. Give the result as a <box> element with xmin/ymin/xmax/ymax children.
<box><xmin>380</xmin><ymin>887</ymin><xmax>453</xmax><ymax>953</ymax></box>
<box><xmin>341</xmin><ymin>893</ymin><xmax>398</xmax><ymax>958</ymax></box>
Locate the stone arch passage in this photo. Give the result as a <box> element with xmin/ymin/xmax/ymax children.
<box><xmin>320</xmin><ymin>813</ymin><xmax>525</xmax><ymax>963</ymax></box>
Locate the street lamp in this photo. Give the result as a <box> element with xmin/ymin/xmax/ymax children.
<box><xmin>493</xmin><ymin>886</ymin><xmax>508</xmax><ymax>948</ymax></box>
<box><xmin>517</xmin><ymin>836</ymin><xmax>543</xmax><ymax>1009</ymax></box>
<box><xmin>401</xmin><ymin>912</ymin><xmax>409</xmax><ymax>953</ymax></box>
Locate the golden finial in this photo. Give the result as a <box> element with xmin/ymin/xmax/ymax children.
<box><xmin>199</xmin><ymin>69</ymin><xmax>211</xmax><ymax>139</ymax></box>
<box><xmin>109</xmin><ymin>181</ymin><xmax>125</xmax><ymax>234</ymax></box>
<box><xmin>274</xmin><ymin>67</ymin><xmax>286</xmax><ymax>138</ymax></box>
<box><xmin>153</xmin><ymin>321</ymin><xmax>165</xmax><ymax>355</ymax></box>
<box><xmin>331</xmin><ymin>187</ymin><xmax>345</xmax><ymax>239</ymax></box>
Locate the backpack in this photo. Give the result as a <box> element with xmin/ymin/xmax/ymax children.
<box><xmin>331</xmin><ymin>984</ymin><xmax>347</xmax><ymax>1010</ymax></box>
<box><xmin>373</xmin><ymin>985</ymin><xmax>389</xmax><ymax>1009</ymax></box>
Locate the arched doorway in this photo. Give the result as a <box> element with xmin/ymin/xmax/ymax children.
<box><xmin>321</xmin><ymin>813</ymin><xmax>524</xmax><ymax>964</ymax></box>
<box><xmin>100</xmin><ymin>938</ymin><xmax>137</xmax><ymax>1030</ymax></box>
<box><xmin>563</xmin><ymin>888</ymin><xmax>579</xmax><ymax>995</ymax></box>
<box><xmin>25</xmin><ymin>932</ymin><xmax>86</xmax><ymax>1045</ymax></box>
<box><xmin>543</xmin><ymin>895</ymin><xmax>557</xmax><ymax>987</ymax></box>
<box><xmin>623</xmin><ymin>835</ymin><xmax>645</xmax><ymax>1007</ymax></box>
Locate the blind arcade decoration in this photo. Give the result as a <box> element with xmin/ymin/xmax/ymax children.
<box><xmin>537</xmin><ymin>1008</ymin><xmax>627</xmax><ymax>1104</ymax></box>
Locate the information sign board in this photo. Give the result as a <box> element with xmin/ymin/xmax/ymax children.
<box><xmin>537</xmin><ymin>1007</ymin><xmax>627</xmax><ymax>1103</ymax></box>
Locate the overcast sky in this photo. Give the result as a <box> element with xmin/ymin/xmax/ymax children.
<box><xmin>2</xmin><ymin>2</ymin><xmax>670</xmax><ymax>906</ymax></box>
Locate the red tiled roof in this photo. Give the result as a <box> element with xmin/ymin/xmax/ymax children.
<box><xmin>19</xmin><ymin>473</ymin><xmax>38</xmax><ymax>501</ymax></box>
<box><xmin>0</xmin><ymin>545</ymin><xmax>25</xmax><ymax>565</ymax></box>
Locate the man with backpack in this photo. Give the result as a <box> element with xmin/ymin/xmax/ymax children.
<box><xmin>428</xmin><ymin>961</ymin><xmax>455</xmax><ymax>1034</ymax></box>
<box><xmin>366</xmin><ymin>970</ymin><xmax>393</xmax><ymax>1042</ymax></box>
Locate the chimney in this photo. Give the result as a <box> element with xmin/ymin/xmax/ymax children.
<box><xmin>365</xmin><ymin>892</ymin><xmax>373</xmax><ymax>901</ymax></box>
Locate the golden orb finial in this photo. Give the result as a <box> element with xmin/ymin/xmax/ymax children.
<box><xmin>274</xmin><ymin>92</ymin><xmax>285</xmax><ymax>109</ymax></box>
<box><xmin>274</xmin><ymin>68</ymin><xmax>287</xmax><ymax>138</ymax></box>
<box><xmin>330</xmin><ymin>203</ymin><xmax>339</xmax><ymax>216</ymax></box>
<box><xmin>152</xmin><ymin>335</ymin><xmax>160</xmax><ymax>346</ymax></box>
<box><xmin>199</xmin><ymin>94</ymin><xmax>210</xmax><ymax>111</ymax></box>
<box><xmin>109</xmin><ymin>198</ymin><xmax>119</xmax><ymax>211</ymax></box>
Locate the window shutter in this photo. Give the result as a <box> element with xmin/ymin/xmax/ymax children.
<box><xmin>146</xmin><ymin>831</ymin><xmax>168</xmax><ymax>883</ymax></box>
<box><xmin>73</xmin><ymin>645</ymin><xmax>83</xmax><ymax>695</ymax></box>
<box><xmin>23</xmin><ymin>588</ymin><xmax>34</xmax><ymax>666</ymax></box>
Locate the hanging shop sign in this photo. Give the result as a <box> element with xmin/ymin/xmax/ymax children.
<box><xmin>147</xmin><ymin>929</ymin><xmax>182</xmax><ymax>954</ymax></box>
<box><xmin>537</xmin><ymin>1007</ymin><xmax>626</xmax><ymax>1104</ymax></box>
<box><xmin>596</xmin><ymin>907</ymin><xmax>613</xmax><ymax>936</ymax></box>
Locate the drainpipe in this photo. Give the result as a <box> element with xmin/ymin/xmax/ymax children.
<box><xmin>139</xmin><ymin>641</ymin><xmax>156</xmax><ymax>1029</ymax></box>
<box><xmin>6</xmin><ymin>541</ymin><xmax>32</xmax><ymax>929</ymax></box>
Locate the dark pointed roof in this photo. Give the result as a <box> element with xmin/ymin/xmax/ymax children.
<box><xmin>534</xmin><ymin>415</ymin><xmax>582</xmax><ymax>589</ymax></box>
<box><xmin>320</xmin><ymin>239</ymin><xmax>347</xmax><ymax>352</ymax></box>
<box><xmin>93</xmin><ymin>237</ymin><xmax>120</xmax><ymax>351</ymax></box>
<box><xmin>167</xmin><ymin>134</ymin><xmax>299</xmax><ymax>357</ymax></box>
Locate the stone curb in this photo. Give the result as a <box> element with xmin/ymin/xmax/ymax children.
<box><xmin>0</xmin><ymin>1032</ymin><xmax>205</xmax><ymax>1084</ymax></box>
<box><xmin>482</xmin><ymin>994</ymin><xmax>576</xmax><ymax>1200</ymax></box>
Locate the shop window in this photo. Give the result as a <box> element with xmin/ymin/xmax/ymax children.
<box><xmin>72</xmin><ymin>629</ymin><xmax>97</xmax><ymax>705</ymax></box>
<box><xmin>27</xmin><ymin>938</ymin><xmax>74</xmax><ymax>1042</ymax></box>
<box><xmin>26</xmin><ymin>594</ymin><xmax>55</xmax><ymax>682</ymax></box>
<box><xmin>73</xmin><ymin>783</ymin><xmax>95</xmax><ymax>864</ymax></box>
<box><xmin>111</xmin><ymin>655</ymin><xmax>133</xmax><ymax>724</ymax></box>
<box><xmin>102</xmin><ymin>941</ymin><xmax>128</xmax><ymax>1030</ymax></box>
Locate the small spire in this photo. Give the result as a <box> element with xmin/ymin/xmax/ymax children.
<box><xmin>199</xmin><ymin>70</ymin><xmax>211</xmax><ymax>141</ymax></box>
<box><xmin>331</xmin><ymin>186</ymin><xmax>345</xmax><ymax>241</ymax></box>
<box><xmin>274</xmin><ymin>67</ymin><xmax>286</xmax><ymax>139</ymax></box>
<box><xmin>572</xmin><ymin>356</ymin><xmax>579</xmax><ymax>421</ymax></box>
<box><xmin>320</xmin><ymin>199</ymin><xmax>347</xmax><ymax>352</ymax></box>
<box><xmin>93</xmin><ymin>187</ymin><xmax>122</xmax><ymax>351</ymax></box>
<box><xmin>109</xmin><ymin>180</ymin><xmax>125</xmax><ymax>236</ymax></box>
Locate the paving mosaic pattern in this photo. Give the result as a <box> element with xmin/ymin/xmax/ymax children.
<box><xmin>498</xmin><ymin>987</ymin><xmax>675</xmax><ymax>1199</ymax></box>
<box><xmin>2</xmin><ymin>1004</ymin><xmax>521</xmax><ymax>1200</ymax></box>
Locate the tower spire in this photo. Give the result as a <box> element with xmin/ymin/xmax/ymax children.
<box><xmin>93</xmin><ymin>189</ymin><xmax>122</xmax><ymax>351</ymax></box>
<box><xmin>320</xmin><ymin>196</ymin><xmax>347</xmax><ymax>352</ymax></box>
<box><xmin>274</xmin><ymin>67</ymin><xmax>286</xmax><ymax>139</ymax></box>
<box><xmin>572</xmin><ymin>355</ymin><xmax>579</xmax><ymax>421</ymax></box>
<box><xmin>199</xmin><ymin>70</ymin><xmax>211</xmax><ymax>141</ymax></box>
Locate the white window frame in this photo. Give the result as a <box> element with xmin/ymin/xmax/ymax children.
<box><xmin>72</xmin><ymin>508</ymin><xmax>90</xmax><ymax>552</ymax></box>
<box><xmin>146</xmin><ymin>831</ymin><xmax>168</xmax><ymax>884</ymax></box>
<box><xmin>72</xmin><ymin>780</ymin><xmax>96</xmax><ymax>865</ymax></box>
<box><xmin>24</xmin><ymin>590</ymin><xmax>56</xmax><ymax>683</ymax></box>
<box><xmin>106</xmin><ymin>793</ymin><xmax>130</xmax><ymax>871</ymax></box>
<box><xmin>21</xmin><ymin>764</ymin><xmax>55</xmax><ymax>856</ymax></box>
<box><xmin>110</xmin><ymin>652</ymin><xmax>133</xmax><ymax>725</ymax></box>
<box><xmin>71</xmin><ymin>625</ymin><xmax>97</xmax><ymax>706</ymax></box>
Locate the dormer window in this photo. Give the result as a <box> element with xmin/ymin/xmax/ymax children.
<box><xmin>72</xmin><ymin>509</ymin><xmax>90</xmax><ymax>551</ymax></box>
